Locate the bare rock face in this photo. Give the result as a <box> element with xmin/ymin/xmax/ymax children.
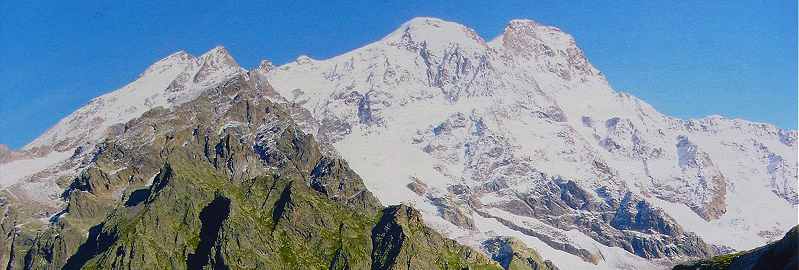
<box><xmin>486</xmin><ymin>178</ymin><xmax>713</xmax><ymax>260</ymax></box>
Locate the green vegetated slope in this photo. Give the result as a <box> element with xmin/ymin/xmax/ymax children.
<box><xmin>10</xmin><ymin>74</ymin><xmax>509</xmax><ymax>270</ymax></box>
<box><xmin>672</xmin><ymin>225</ymin><xmax>798</xmax><ymax>270</ymax></box>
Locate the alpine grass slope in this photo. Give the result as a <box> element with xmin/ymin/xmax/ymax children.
<box><xmin>0</xmin><ymin>17</ymin><xmax>795</xmax><ymax>270</ymax></box>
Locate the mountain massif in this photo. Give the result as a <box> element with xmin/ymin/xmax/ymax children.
<box><xmin>0</xmin><ymin>17</ymin><xmax>795</xmax><ymax>269</ymax></box>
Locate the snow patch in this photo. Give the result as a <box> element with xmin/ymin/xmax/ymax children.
<box><xmin>0</xmin><ymin>151</ymin><xmax>71</xmax><ymax>188</ymax></box>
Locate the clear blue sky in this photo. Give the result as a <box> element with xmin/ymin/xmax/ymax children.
<box><xmin>1</xmin><ymin>1</ymin><xmax>796</xmax><ymax>149</ymax></box>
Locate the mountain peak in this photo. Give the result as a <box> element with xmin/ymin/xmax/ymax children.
<box><xmin>385</xmin><ymin>17</ymin><xmax>486</xmax><ymax>51</ymax></box>
<box><xmin>496</xmin><ymin>18</ymin><xmax>570</xmax><ymax>46</ymax></box>
<box><xmin>194</xmin><ymin>45</ymin><xmax>241</xmax><ymax>83</ymax></box>
<box><xmin>200</xmin><ymin>45</ymin><xmax>228</xmax><ymax>56</ymax></box>
<box><xmin>141</xmin><ymin>50</ymin><xmax>196</xmax><ymax>77</ymax></box>
<box><xmin>493</xmin><ymin>18</ymin><xmax>600</xmax><ymax>81</ymax></box>
<box><xmin>199</xmin><ymin>45</ymin><xmax>239</xmax><ymax>68</ymax></box>
<box><xmin>26</xmin><ymin>46</ymin><xmax>245</xmax><ymax>151</ymax></box>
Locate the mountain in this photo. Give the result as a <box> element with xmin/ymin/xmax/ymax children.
<box><xmin>25</xmin><ymin>46</ymin><xmax>243</xmax><ymax>153</ymax></box>
<box><xmin>673</xmin><ymin>225</ymin><xmax>798</xmax><ymax>270</ymax></box>
<box><xmin>1</xmin><ymin>54</ymin><xmax>511</xmax><ymax>270</ymax></box>
<box><xmin>0</xmin><ymin>17</ymin><xmax>795</xmax><ymax>270</ymax></box>
<box><xmin>264</xmin><ymin>17</ymin><xmax>797</xmax><ymax>269</ymax></box>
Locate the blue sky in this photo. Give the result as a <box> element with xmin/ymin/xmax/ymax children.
<box><xmin>1</xmin><ymin>1</ymin><xmax>796</xmax><ymax>149</ymax></box>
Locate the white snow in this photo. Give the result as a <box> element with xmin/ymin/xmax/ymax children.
<box><xmin>266</xmin><ymin>17</ymin><xmax>798</xmax><ymax>269</ymax></box>
<box><xmin>25</xmin><ymin>46</ymin><xmax>244</xmax><ymax>151</ymax></box>
<box><xmin>0</xmin><ymin>151</ymin><xmax>71</xmax><ymax>188</ymax></box>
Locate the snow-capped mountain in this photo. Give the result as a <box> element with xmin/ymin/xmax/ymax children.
<box><xmin>264</xmin><ymin>17</ymin><xmax>797</xmax><ymax>269</ymax></box>
<box><xmin>26</xmin><ymin>46</ymin><xmax>244</xmax><ymax>152</ymax></box>
<box><xmin>1</xmin><ymin>17</ymin><xmax>795</xmax><ymax>270</ymax></box>
<box><xmin>0</xmin><ymin>46</ymin><xmax>244</xmax><ymax>207</ymax></box>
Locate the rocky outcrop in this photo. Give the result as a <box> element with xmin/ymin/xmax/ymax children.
<box><xmin>482</xmin><ymin>237</ymin><xmax>559</xmax><ymax>270</ymax></box>
<box><xmin>371</xmin><ymin>205</ymin><xmax>498</xmax><ymax>270</ymax></box>
<box><xmin>482</xmin><ymin>177</ymin><xmax>713</xmax><ymax>261</ymax></box>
